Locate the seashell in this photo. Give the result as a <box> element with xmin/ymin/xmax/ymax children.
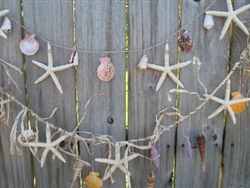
<box><xmin>1</xmin><ymin>17</ymin><xmax>11</xmax><ymax>33</ymax></box>
<box><xmin>244</xmin><ymin>62</ymin><xmax>250</xmax><ymax>83</ymax></box>
<box><xmin>137</xmin><ymin>54</ymin><xmax>148</xmax><ymax>71</ymax></box>
<box><xmin>151</xmin><ymin>145</ymin><xmax>159</xmax><ymax>168</ymax></box>
<box><xmin>147</xmin><ymin>172</ymin><xmax>156</xmax><ymax>188</ymax></box>
<box><xmin>69</xmin><ymin>51</ymin><xmax>79</xmax><ymax>66</ymax></box>
<box><xmin>0</xmin><ymin>10</ymin><xmax>9</xmax><ymax>17</ymax></box>
<box><xmin>196</xmin><ymin>134</ymin><xmax>206</xmax><ymax>171</ymax></box>
<box><xmin>70</xmin><ymin>161</ymin><xmax>84</xmax><ymax>188</ymax></box>
<box><xmin>20</xmin><ymin>33</ymin><xmax>39</xmax><ymax>56</ymax></box>
<box><xmin>0</xmin><ymin>110</ymin><xmax>10</xmax><ymax>130</ymax></box>
<box><xmin>230</xmin><ymin>92</ymin><xmax>247</xmax><ymax>114</ymax></box>
<box><xmin>17</xmin><ymin>130</ymin><xmax>38</xmax><ymax>145</ymax></box>
<box><xmin>97</xmin><ymin>58</ymin><xmax>115</xmax><ymax>82</ymax></box>
<box><xmin>84</xmin><ymin>172</ymin><xmax>103</xmax><ymax>188</ymax></box>
<box><xmin>178</xmin><ymin>30</ymin><xmax>194</xmax><ymax>54</ymax></box>
<box><xmin>183</xmin><ymin>136</ymin><xmax>192</xmax><ymax>159</ymax></box>
<box><xmin>203</xmin><ymin>14</ymin><xmax>214</xmax><ymax>30</ymax></box>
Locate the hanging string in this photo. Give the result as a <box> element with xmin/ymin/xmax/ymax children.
<box><xmin>8</xmin><ymin>0</ymin><xmax>217</xmax><ymax>54</ymax></box>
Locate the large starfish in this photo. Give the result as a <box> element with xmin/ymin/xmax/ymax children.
<box><xmin>138</xmin><ymin>44</ymin><xmax>191</xmax><ymax>91</ymax></box>
<box><xmin>0</xmin><ymin>9</ymin><xmax>9</xmax><ymax>39</ymax></box>
<box><xmin>206</xmin><ymin>80</ymin><xmax>250</xmax><ymax>124</ymax></box>
<box><xmin>206</xmin><ymin>0</ymin><xmax>250</xmax><ymax>40</ymax></box>
<box><xmin>32</xmin><ymin>42</ymin><xmax>78</xmax><ymax>94</ymax></box>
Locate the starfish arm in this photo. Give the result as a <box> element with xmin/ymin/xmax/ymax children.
<box><xmin>53</xmin><ymin>63</ymin><xmax>75</xmax><ymax>72</ymax></box>
<box><xmin>226</xmin><ymin>0</ymin><xmax>233</xmax><ymax>12</ymax></box>
<box><xmin>0</xmin><ymin>30</ymin><xmax>7</xmax><ymax>39</ymax></box>
<box><xmin>206</xmin><ymin>11</ymin><xmax>229</xmax><ymax>17</ymax></box>
<box><xmin>209</xmin><ymin>96</ymin><xmax>227</xmax><ymax>104</ymax></box>
<box><xmin>34</xmin><ymin>72</ymin><xmax>50</xmax><ymax>84</ymax></box>
<box><xmin>46</xmin><ymin>123</ymin><xmax>51</xmax><ymax>144</ymax></box>
<box><xmin>50</xmin><ymin>73</ymin><xmax>63</xmax><ymax>94</ymax></box>
<box><xmin>32</xmin><ymin>60</ymin><xmax>49</xmax><ymax>70</ymax></box>
<box><xmin>235</xmin><ymin>4</ymin><xmax>250</xmax><ymax>15</ymax></box>
<box><xmin>207</xmin><ymin>105</ymin><xmax>225</xmax><ymax>119</ymax></box>
<box><xmin>227</xmin><ymin>106</ymin><xmax>236</xmax><ymax>124</ymax></box>
<box><xmin>168</xmin><ymin>71</ymin><xmax>184</xmax><ymax>88</ymax></box>
<box><xmin>41</xmin><ymin>148</ymin><xmax>50</xmax><ymax>167</ymax></box>
<box><xmin>164</xmin><ymin>45</ymin><xmax>169</xmax><ymax>67</ymax></box>
<box><xmin>156</xmin><ymin>73</ymin><xmax>167</xmax><ymax>91</ymax></box>
<box><xmin>170</xmin><ymin>61</ymin><xmax>192</xmax><ymax>70</ymax></box>
<box><xmin>118</xmin><ymin>165</ymin><xmax>131</xmax><ymax>176</ymax></box>
<box><xmin>229</xmin><ymin>98</ymin><xmax>250</xmax><ymax>105</ymax></box>
<box><xmin>225</xmin><ymin>80</ymin><xmax>231</xmax><ymax>101</ymax></box>
<box><xmin>47</xmin><ymin>43</ymin><xmax>53</xmax><ymax>67</ymax></box>
<box><xmin>95</xmin><ymin>158</ymin><xmax>118</xmax><ymax>165</ymax></box>
<box><xmin>103</xmin><ymin>165</ymin><xmax>118</xmax><ymax>181</ymax></box>
<box><xmin>120</xmin><ymin>153</ymin><xmax>140</xmax><ymax>163</ymax></box>
<box><xmin>233</xmin><ymin>16</ymin><xmax>250</xmax><ymax>35</ymax></box>
<box><xmin>147</xmin><ymin>63</ymin><xmax>165</xmax><ymax>72</ymax></box>
<box><xmin>50</xmin><ymin>148</ymin><xmax>66</xmax><ymax>163</ymax></box>
<box><xmin>220</xmin><ymin>16</ymin><xmax>233</xmax><ymax>40</ymax></box>
<box><xmin>0</xmin><ymin>10</ymin><xmax>9</xmax><ymax>17</ymax></box>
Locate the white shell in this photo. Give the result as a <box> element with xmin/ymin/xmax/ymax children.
<box><xmin>203</xmin><ymin>14</ymin><xmax>214</xmax><ymax>30</ymax></box>
<box><xmin>1</xmin><ymin>17</ymin><xmax>11</xmax><ymax>33</ymax></box>
<box><xmin>22</xmin><ymin>130</ymin><xmax>34</xmax><ymax>138</ymax></box>
<box><xmin>20</xmin><ymin>34</ymin><xmax>39</xmax><ymax>56</ymax></box>
<box><xmin>69</xmin><ymin>51</ymin><xmax>79</xmax><ymax>66</ymax></box>
<box><xmin>137</xmin><ymin>54</ymin><xmax>148</xmax><ymax>71</ymax></box>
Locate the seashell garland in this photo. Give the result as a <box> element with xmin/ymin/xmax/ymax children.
<box><xmin>178</xmin><ymin>30</ymin><xmax>194</xmax><ymax>54</ymax></box>
<box><xmin>20</xmin><ymin>34</ymin><xmax>39</xmax><ymax>56</ymax></box>
<box><xmin>1</xmin><ymin>17</ymin><xmax>11</xmax><ymax>33</ymax></box>
<box><xmin>230</xmin><ymin>92</ymin><xmax>247</xmax><ymax>114</ymax></box>
<box><xmin>203</xmin><ymin>14</ymin><xmax>214</xmax><ymax>30</ymax></box>
<box><xmin>97</xmin><ymin>58</ymin><xmax>115</xmax><ymax>82</ymax></box>
<box><xmin>137</xmin><ymin>54</ymin><xmax>148</xmax><ymax>71</ymax></box>
<box><xmin>0</xmin><ymin>110</ymin><xmax>10</xmax><ymax>130</ymax></box>
<box><xmin>84</xmin><ymin>172</ymin><xmax>103</xmax><ymax>188</ymax></box>
<box><xmin>147</xmin><ymin>172</ymin><xmax>156</xmax><ymax>188</ymax></box>
<box><xmin>196</xmin><ymin>134</ymin><xmax>206</xmax><ymax>171</ymax></box>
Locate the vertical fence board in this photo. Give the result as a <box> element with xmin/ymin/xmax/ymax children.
<box><xmin>129</xmin><ymin>1</ymin><xmax>178</xmax><ymax>187</ymax></box>
<box><xmin>23</xmin><ymin>0</ymin><xmax>76</xmax><ymax>187</ymax></box>
<box><xmin>176</xmin><ymin>1</ymin><xmax>228</xmax><ymax>187</ymax></box>
<box><xmin>222</xmin><ymin>1</ymin><xmax>250</xmax><ymax>187</ymax></box>
<box><xmin>75</xmin><ymin>0</ymin><xmax>126</xmax><ymax>187</ymax></box>
<box><xmin>0</xmin><ymin>1</ymin><xmax>33</xmax><ymax>188</ymax></box>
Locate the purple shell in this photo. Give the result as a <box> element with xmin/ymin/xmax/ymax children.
<box><xmin>184</xmin><ymin>136</ymin><xmax>192</xmax><ymax>159</ymax></box>
<box><xmin>151</xmin><ymin>145</ymin><xmax>160</xmax><ymax>168</ymax></box>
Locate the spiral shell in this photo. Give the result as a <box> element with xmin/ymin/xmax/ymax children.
<box><xmin>84</xmin><ymin>172</ymin><xmax>103</xmax><ymax>188</ymax></box>
<box><xmin>20</xmin><ymin>34</ymin><xmax>39</xmax><ymax>56</ymax></box>
<box><xmin>196</xmin><ymin>134</ymin><xmax>206</xmax><ymax>171</ymax></box>
<box><xmin>203</xmin><ymin>14</ymin><xmax>214</xmax><ymax>30</ymax></box>
<box><xmin>17</xmin><ymin>130</ymin><xmax>38</xmax><ymax>146</ymax></box>
<box><xmin>178</xmin><ymin>30</ymin><xmax>194</xmax><ymax>53</ymax></box>
<box><xmin>147</xmin><ymin>172</ymin><xmax>156</xmax><ymax>188</ymax></box>
<box><xmin>0</xmin><ymin>110</ymin><xmax>10</xmax><ymax>130</ymax></box>
<box><xmin>151</xmin><ymin>145</ymin><xmax>159</xmax><ymax>168</ymax></box>
<box><xmin>1</xmin><ymin>17</ymin><xmax>11</xmax><ymax>33</ymax></box>
<box><xmin>230</xmin><ymin>92</ymin><xmax>247</xmax><ymax>114</ymax></box>
<box><xmin>70</xmin><ymin>161</ymin><xmax>84</xmax><ymax>188</ymax></box>
<box><xmin>97</xmin><ymin>58</ymin><xmax>115</xmax><ymax>82</ymax></box>
<box><xmin>137</xmin><ymin>54</ymin><xmax>148</xmax><ymax>71</ymax></box>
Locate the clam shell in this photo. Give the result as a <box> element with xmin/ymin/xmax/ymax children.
<box><xmin>97</xmin><ymin>58</ymin><xmax>115</xmax><ymax>82</ymax></box>
<box><xmin>20</xmin><ymin>34</ymin><xmax>39</xmax><ymax>56</ymax></box>
<box><xmin>1</xmin><ymin>17</ymin><xmax>11</xmax><ymax>33</ymax></box>
<box><xmin>203</xmin><ymin>14</ymin><xmax>214</xmax><ymax>30</ymax></box>
<box><xmin>230</xmin><ymin>92</ymin><xmax>247</xmax><ymax>114</ymax></box>
<box><xmin>137</xmin><ymin>54</ymin><xmax>148</xmax><ymax>71</ymax></box>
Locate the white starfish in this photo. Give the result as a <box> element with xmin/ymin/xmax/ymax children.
<box><xmin>0</xmin><ymin>9</ymin><xmax>9</xmax><ymax>39</ymax></box>
<box><xmin>138</xmin><ymin>44</ymin><xmax>191</xmax><ymax>91</ymax></box>
<box><xmin>206</xmin><ymin>80</ymin><xmax>250</xmax><ymax>124</ymax></box>
<box><xmin>206</xmin><ymin>0</ymin><xmax>250</xmax><ymax>40</ymax></box>
<box><xmin>32</xmin><ymin>42</ymin><xmax>78</xmax><ymax>94</ymax></box>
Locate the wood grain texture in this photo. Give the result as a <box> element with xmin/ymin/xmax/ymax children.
<box><xmin>128</xmin><ymin>1</ymin><xmax>178</xmax><ymax>187</ymax></box>
<box><xmin>222</xmin><ymin>0</ymin><xmax>250</xmax><ymax>187</ymax></box>
<box><xmin>75</xmin><ymin>0</ymin><xmax>126</xmax><ymax>187</ymax></box>
<box><xmin>0</xmin><ymin>1</ymin><xmax>33</xmax><ymax>188</ymax></box>
<box><xmin>176</xmin><ymin>1</ymin><xmax>228</xmax><ymax>187</ymax></box>
<box><xmin>22</xmin><ymin>0</ymin><xmax>77</xmax><ymax>187</ymax></box>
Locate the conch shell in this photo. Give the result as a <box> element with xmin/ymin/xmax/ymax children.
<box><xmin>20</xmin><ymin>34</ymin><xmax>39</xmax><ymax>56</ymax></box>
<box><xmin>137</xmin><ymin>54</ymin><xmax>148</xmax><ymax>71</ymax></box>
<box><xmin>178</xmin><ymin>30</ymin><xmax>194</xmax><ymax>53</ymax></box>
<box><xmin>196</xmin><ymin>134</ymin><xmax>206</xmax><ymax>171</ymax></box>
<box><xmin>147</xmin><ymin>172</ymin><xmax>156</xmax><ymax>188</ymax></box>
<box><xmin>84</xmin><ymin>172</ymin><xmax>103</xmax><ymax>188</ymax></box>
<box><xmin>230</xmin><ymin>92</ymin><xmax>247</xmax><ymax>114</ymax></box>
<box><xmin>1</xmin><ymin>17</ymin><xmax>11</xmax><ymax>33</ymax></box>
<box><xmin>70</xmin><ymin>161</ymin><xmax>84</xmax><ymax>188</ymax></box>
<box><xmin>97</xmin><ymin>58</ymin><xmax>115</xmax><ymax>81</ymax></box>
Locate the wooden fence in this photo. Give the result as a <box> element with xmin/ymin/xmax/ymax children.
<box><xmin>1</xmin><ymin>0</ymin><xmax>250</xmax><ymax>187</ymax></box>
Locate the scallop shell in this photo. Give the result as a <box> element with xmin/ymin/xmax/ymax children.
<box><xmin>84</xmin><ymin>172</ymin><xmax>103</xmax><ymax>188</ymax></box>
<box><xmin>69</xmin><ymin>51</ymin><xmax>79</xmax><ymax>66</ymax></box>
<box><xmin>138</xmin><ymin>54</ymin><xmax>148</xmax><ymax>71</ymax></box>
<box><xmin>178</xmin><ymin>30</ymin><xmax>194</xmax><ymax>53</ymax></box>
<box><xmin>196</xmin><ymin>134</ymin><xmax>206</xmax><ymax>171</ymax></box>
<box><xmin>230</xmin><ymin>92</ymin><xmax>247</xmax><ymax>114</ymax></box>
<box><xmin>1</xmin><ymin>17</ymin><xmax>11</xmax><ymax>33</ymax></box>
<box><xmin>20</xmin><ymin>34</ymin><xmax>39</xmax><ymax>56</ymax></box>
<box><xmin>203</xmin><ymin>14</ymin><xmax>214</xmax><ymax>30</ymax></box>
<box><xmin>147</xmin><ymin>172</ymin><xmax>156</xmax><ymax>188</ymax></box>
<box><xmin>97</xmin><ymin>58</ymin><xmax>115</xmax><ymax>82</ymax></box>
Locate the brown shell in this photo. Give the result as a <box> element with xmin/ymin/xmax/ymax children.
<box><xmin>84</xmin><ymin>172</ymin><xmax>103</xmax><ymax>188</ymax></box>
<box><xmin>0</xmin><ymin>110</ymin><xmax>10</xmax><ymax>130</ymax></box>
<box><xmin>147</xmin><ymin>172</ymin><xmax>156</xmax><ymax>188</ymax></box>
<box><xmin>230</xmin><ymin>92</ymin><xmax>247</xmax><ymax>114</ymax></box>
<box><xmin>196</xmin><ymin>134</ymin><xmax>206</xmax><ymax>171</ymax></box>
<box><xmin>178</xmin><ymin>30</ymin><xmax>194</xmax><ymax>53</ymax></box>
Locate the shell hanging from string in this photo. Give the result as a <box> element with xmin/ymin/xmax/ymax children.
<box><xmin>17</xmin><ymin>129</ymin><xmax>38</xmax><ymax>145</ymax></box>
<box><xmin>147</xmin><ymin>172</ymin><xmax>156</xmax><ymax>188</ymax></box>
<box><xmin>0</xmin><ymin>110</ymin><xmax>10</xmax><ymax>130</ymax></box>
<box><xmin>138</xmin><ymin>54</ymin><xmax>148</xmax><ymax>71</ymax></box>
<box><xmin>1</xmin><ymin>17</ymin><xmax>11</xmax><ymax>33</ymax></box>
<box><xmin>183</xmin><ymin>136</ymin><xmax>192</xmax><ymax>159</ymax></box>
<box><xmin>84</xmin><ymin>172</ymin><xmax>103</xmax><ymax>188</ymax></box>
<box><xmin>196</xmin><ymin>134</ymin><xmax>206</xmax><ymax>171</ymax></box>
<box><xmin>151</xmin><ymin>145</ymin><xmax>159</xmax><ymax>168</ymax></box>
<box><xmin>178</xmin><ymin>29</ymin><xmax>194</xmax><ymax>54</ymax></box>
<box><xmin>69</xmin><ymin>51</ymin><xmax>79</xmax><ymax>65</ymax></box>
<box><xmin>203</xmin><ymin>15</ymin><xmax>214</xmax><ymax>30</ymax></box>
<box><xmin>97</xmin><ymin>57</ymin><xmax>115</xmax><ymax>82</ymax></box>
<box><xmin>230</xmin><ymin>92</ymin><xmax>247</xmax><ymax>114</ymax></box>
<box><xmin>20</xmin><ymin>34</ymin><xmax>39</xmax><ymax>56</ymax></box>
<box><xmin>70</xmin><ymin>161</ymin><xmax>84</xmax><ymax>188</ymax></box>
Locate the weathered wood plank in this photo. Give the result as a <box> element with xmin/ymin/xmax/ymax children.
<box><xmin>176</xmin><ymin>1</ymin><xmax>228</xmax><ymax>187</ymax></box>
<box><xmin>75</xmin><ymin>0</ymin><xmax>126</xmax><ymax>187</ymax></box>
<box><xmin>22</xmin><ymin>0</ymin><xmax>76</xmax><ymax>187</ymax></box>
<box><xmin>0</xmin><ymin>1</ymin><xmax>33</xmax><ymax>187</ymax></box>
<box><xmin>222</xmin><ymin>1</ymin><xmax>250</xmax><ymax>187</ymax></box>
<box><xmin>128</xmin><ymin>1</ymin><xmax>178</xmax><ymax>187</ymax></box>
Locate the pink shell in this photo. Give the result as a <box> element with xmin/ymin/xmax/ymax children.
<box><xmin>20</xmin><ymin>34</ymin><xmax>39</xmax><ymax>56</ymax></box>
<box><xmin>97</xmin><ymin>58</ymin><xmax>115</xmax><ymax>81</ymax></box>
<box><xmin>151</xmin><ymin>145</ymin><xmax>160</xmax><ymax>168</ymax></box>
<box><xmin>183</xmin><ymin>136</ymin><xmax>192</xmax><ymax>159</ymax></box>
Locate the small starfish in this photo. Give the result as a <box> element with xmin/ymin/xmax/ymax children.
<box><xmin>206</xmin><ymin>80</ymin><xmax>250</xmax><ymax>124</ymax></box>
<box><xmin>206</xmin><ymin>0</ymin><xmax>250</xmax><ymax>40</ymax></box>
<box><xmin>32</xmin><ymin>42</ymin><xmax>78</xmax><ymax>94</ymax></box>
<box><xmin>0</xmin><ymin>9</ymin><xmax>9</xmax><ymax>39</ymax></box>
